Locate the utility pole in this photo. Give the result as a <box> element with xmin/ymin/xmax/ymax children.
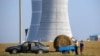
<box><xmin>19</xmin><ymin>0</ymin><xmax>23</xmax><ymax>44</ymax></box>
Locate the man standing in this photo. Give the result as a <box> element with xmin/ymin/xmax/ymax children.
<box><xmin>80</xmin><ymin>40</ymin><xmax>84</xmax><ymax>54</ymax></box>
<box><xmin>74</xmin><ymin>40</ymin><xmax>79</xmax><ymax>55</ymax></box>
<box><xmin>28</xmin><ymin>42</ymin><xmax>31</xmax><ymax>51</ymax></box>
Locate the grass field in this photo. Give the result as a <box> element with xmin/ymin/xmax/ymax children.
<box><xmin>0</xmin><ymin>41</ymin><xmax>100</xmax><ymax>56</ymax></box>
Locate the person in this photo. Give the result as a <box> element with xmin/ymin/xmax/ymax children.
<box><xmin>28</xmin><ymin>42</ymin><xmax>31</xmax><ymax>51</ymax></box>
<box><xmin>74</xmin><ymin>40</ymin><xmax>79</xmax><ymax>55</ymax></box>
<box><xmin>71</xmin><ymin>37</ymin><xmax>76</xmax><ymax>53</ymax></box>
<box><xmin>80</xmin><ymin>40</ymin><xmax>84</xmax><ymax>54</ymax></box>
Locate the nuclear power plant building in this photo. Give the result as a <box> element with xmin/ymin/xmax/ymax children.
<box><xmin>27</xmin><ymin>0</ymin><xmax>72</xmax><ymax>42</ymax></box>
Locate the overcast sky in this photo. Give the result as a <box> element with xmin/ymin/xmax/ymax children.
<box><xmin>0</xmin><ymin>0</ymin><xmax>100</xmax><ymax>43</ymax></box>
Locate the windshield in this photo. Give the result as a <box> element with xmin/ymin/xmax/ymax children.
<box><xmin>35</xmin><ymin>42</ymin><xmax>45</xmax><ymax>46</ymax></box>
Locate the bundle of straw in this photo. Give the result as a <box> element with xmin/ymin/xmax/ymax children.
<box><xmin>54</xmin><ymin>35</ymin><xmax>72</xmax><ymax>51</ymax></box>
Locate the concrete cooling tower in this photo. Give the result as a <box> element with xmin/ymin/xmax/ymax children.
<box><xmin>27</xmin><ymin>0</ymin><xmax>72</xmax><ymax>42</ymax></box>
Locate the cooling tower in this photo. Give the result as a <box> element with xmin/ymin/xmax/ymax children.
<box><xmin>27</xmin><ymin>0</ymin><xmax>72</xmax><ymax>42</ymax></box>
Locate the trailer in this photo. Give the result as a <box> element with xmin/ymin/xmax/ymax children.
<box><xmin>58</xmin><ymin>45</ymin><xmax>75</xmax><ymax>52</ymax></box>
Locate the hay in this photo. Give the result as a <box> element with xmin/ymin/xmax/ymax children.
<box><xmin>53</xmin><ymin>35</ymin><xmax>72</xmax><ymax>51</ymax></box>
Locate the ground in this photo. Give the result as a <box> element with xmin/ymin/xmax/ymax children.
<box><xmin>0</xmin><ymin>41</ymin><xmax>100</xmax><ymax>56</ymax></box>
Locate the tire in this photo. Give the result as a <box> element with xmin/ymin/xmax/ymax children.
<box><xmin>12</xmin><ymin>49</ymin><xmax>17</xmax><ymax>54</ymax></box>
<box><xmin>38</xmin><ymin>50</ymin><xmax>43</xmax><ymax>54</ymax></box>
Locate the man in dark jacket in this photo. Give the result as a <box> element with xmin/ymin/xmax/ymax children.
<box><xmin>80</xmin><ymin>40</ymin><xmax>84</xmax><ymax>54</ymax></box>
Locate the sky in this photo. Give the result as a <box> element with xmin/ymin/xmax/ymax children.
<box><xmin>0</xmin><ymin>0</ymin><xmax>100</xmax><ymax>43</ymax></box>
